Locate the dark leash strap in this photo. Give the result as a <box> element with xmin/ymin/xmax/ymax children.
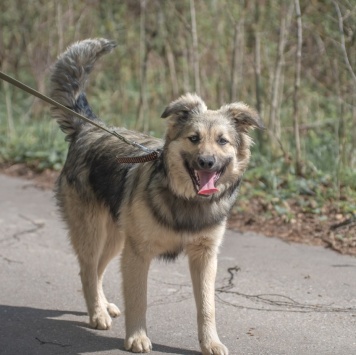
<box><xmin>0</xmin><ymin>71</ymin><xmax>161</xmax><ymax>164</ymax></box>
<box><xmin>116</xmin><ymin>150</ymin><xmax>161</xmax><ymax>164</ymax></box>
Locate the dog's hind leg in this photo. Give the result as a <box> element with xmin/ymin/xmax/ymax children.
<box><xmin>78</xmin><ymin>256</ymin><xmax>113</xmax><ymax>330</ymax></box>
<box><xmin>97</xmin><ymin>222</ymin><xmax>125</xmax><ymax>319</ymax></box>
<box><xmin>69</xmin><ymin>206</ymin><xmax>113</xmax><ymax>330</ymax></box>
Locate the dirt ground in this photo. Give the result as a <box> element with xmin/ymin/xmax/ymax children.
<box><xmin>2</xmin><ymin>163</ymin><xmax>355</xmax><ymax>257</ymax></box>
<box><xmin>228</xmin><ymin>197</ymin><xmax>356</xmax><ymax>257</ymax></box>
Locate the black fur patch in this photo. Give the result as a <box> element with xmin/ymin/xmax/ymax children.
<box><xmin>88</xmin><ymin>151</ymin><xmax>132</xmax><ymax>219</ymax></box>
<box><xmin>74</xmin><ymin>93</ymin><xmax>98</xmax><ymax>119</ymax></box>
<box><xmin>158</xmin><ymin>248</ymin><xmax>183</xmax><ymax>262</ymax></box>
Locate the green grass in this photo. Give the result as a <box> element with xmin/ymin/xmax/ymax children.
<box><xmin>0</xmin><ymin>111</ymin><xmax>67</xmax><ymax>171</ymax></box>
<box><xmin>241</xmin><ymin>149</ymin><xmax>356</xmax><ymax>217</ymax></box>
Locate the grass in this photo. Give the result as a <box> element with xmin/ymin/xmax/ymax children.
<box><xmin>242</xmin><ymin>149</ymin><xmax>356</xmax><ymax>216</ymax></box>
<box><xmin>0</xmin><ymin>109</ymin><xmax>67</xmax><ymax>171</ymax></box>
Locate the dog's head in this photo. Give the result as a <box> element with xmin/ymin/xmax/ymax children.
<box><xmin>161</xmin><ymin>93</ymin><xmax>263</xmax><ymax>199</ymax></box>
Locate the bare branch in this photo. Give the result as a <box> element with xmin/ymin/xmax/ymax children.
<box><xmin>333</xmin><ymin>1</ymin><xmax>356</xmax><ymax>86</ymax></box>
<box><xmin>269</xmin><ymin>3</ymin><xmax>294</xmax><ymax>139</ymax></box>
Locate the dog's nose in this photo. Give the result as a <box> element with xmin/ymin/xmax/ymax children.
<box><xmin>197</xmin><ymin>155</ymin><xmax>216</xmax><ymax>170</ymax></box>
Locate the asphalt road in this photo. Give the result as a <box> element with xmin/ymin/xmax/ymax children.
<box><xmin>0</xmin><ymin>174</ymin><xmax>355</xmax><ymax>355</ymax></box>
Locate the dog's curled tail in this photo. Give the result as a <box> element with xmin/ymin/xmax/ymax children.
<box><xmin>50</xmin><ymin>38</ymin><xmax>116</xmax><ymax>142</ymax></box>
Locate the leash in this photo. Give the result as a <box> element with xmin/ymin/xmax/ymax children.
<box><xmin>0</xmin><ymin>71</ymin><xmax>161</xmax><ymax>164</ymax></box>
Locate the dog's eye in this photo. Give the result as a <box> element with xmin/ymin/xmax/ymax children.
<box><xmin>217</xmin><ymin>137</ymin><xmax>228</xmax><ymax>145</ymax></box>
<box><xmin>188</xmin><ymin>135</ymin><xmax>200</xmax><ymax>143</ymax></box>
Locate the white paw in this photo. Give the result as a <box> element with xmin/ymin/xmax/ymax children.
<box><xmin>90</xmin><ymin>310</ymin><xmax>112</xmax><ymax>330</ymax></box>
<box><xmin>125</xmin><ymin>333</ymin><xmax>152</xmax><ymax>353</ymax></box>
<box><xmin>107</xmin><ymin>302</ymin><xmax>121</xmax><ymax>317</ymax></box>
<box><xmin>201</xmin><ymin>341</ymin><xmax>229</xmax><ymax>355</ymax></box>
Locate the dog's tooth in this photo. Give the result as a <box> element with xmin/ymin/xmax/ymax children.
<box><xmin>194</xmin><ymin>171</ymin><xmax>200</xmax><ymax>183</ymax></box>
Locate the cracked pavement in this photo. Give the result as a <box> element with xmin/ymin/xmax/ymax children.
<box><xmin>0</xmin><ymin>174</ymin><xmax>355</xmax><ymax>355</ymax></box>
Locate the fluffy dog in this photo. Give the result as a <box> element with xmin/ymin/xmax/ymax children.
<box><xmin>50</xmin><ymin>38</ymin><xmax>263</xmax><ymax>354</ymax></box>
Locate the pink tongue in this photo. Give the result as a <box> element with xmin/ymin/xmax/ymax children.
<box><xmin>197</xmin><ymin>171</ymin><xmax>219</xmax><ymax>195</ymax></box>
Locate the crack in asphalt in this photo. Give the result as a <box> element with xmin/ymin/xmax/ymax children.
<box><xmin>215</xmin><ymin>265</ymin><xmax>356</xmax><ymax>314</ymax></box>
<box><xmin>35</xmin><ymin>337</ymin><xmax>71</xmax><ymax>348</ymax></box>
<box><xmin>0</xmin><ymin>214</ymin><xmax>45</xmax><ymax>245</ymax></box>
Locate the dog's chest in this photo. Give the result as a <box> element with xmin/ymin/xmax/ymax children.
<box><xmin>147</xmin><ymin>189</ymin><xmax>233</xmax><ymax>233</ymax></box>
<box><xmin>121</xmin><ymin>203</ymin><xmax>224</xmax><ymax>258</ymax></box>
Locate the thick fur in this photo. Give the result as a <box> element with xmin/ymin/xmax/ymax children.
<box><xmin>50</xmin><ymin>38</ymin><xmax>263</xmax><ymax>354</ymax></box>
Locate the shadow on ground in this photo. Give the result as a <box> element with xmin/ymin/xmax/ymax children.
<box><xmin>0</xmin><ymin>305</ymin><xmax>199</xmax><ymax>355</ymax></box>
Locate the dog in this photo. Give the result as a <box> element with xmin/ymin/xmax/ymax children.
<box><xmin>50</xmin><ymin>38</ymin><xmax>263</xmax><ymax>354</ymax></box>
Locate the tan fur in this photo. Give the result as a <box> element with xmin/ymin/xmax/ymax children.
<box><xmin>50</xmin><ymin>39</ymin><xmax>263</xmax><ymax>354</ymax></box>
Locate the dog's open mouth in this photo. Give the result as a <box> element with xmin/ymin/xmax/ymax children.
<box><xmin>187</xmin><ymin>165</ymin><xmax>223</xmax><ymax>196</ymax></box>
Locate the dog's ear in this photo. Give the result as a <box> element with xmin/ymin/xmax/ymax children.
<box><xmin>221</xmin><ymin>103</ymin><xmax>264</xmax><ymax>132</ymax></box>
<box><xmin>161</xmin><ymin>93</ymin><xmax>207</xmax><ymax>121</ymax></box>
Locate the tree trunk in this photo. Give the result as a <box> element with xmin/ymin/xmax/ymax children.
<box><xmin>3</xmin><ymin>78</ymin><xmax>15</xmax><ymax>137</ymax></box>
<box><xmin>136</xmin><ymin>0</ymin><xmax>149</xmax><ymax>131</ymax></box>
<box><xmin>189</xmin><ymin>0</ymin><xmax>200</xmax><ymax>95</ymax></box>
<box><xmin>229</xmin><ymin>12</ymin><xmax>245</xmax><ymax>103</ymax></box>
<box><xmin>182</xmin><ymin>36</ymin><xmax>191</xmax><ymax>93</ymax></box>
<box><xmin>230</xmin><ymin>22</ymin><xmax>240</xmax><ymax>102</ymax></box>
<box><xmin>165</xmin><ymin>40</ymin><xmax>179</xmax><ymax>98</ymax></box>
<box><xmin>333</xmin><ymin>0</ymin><xmax>356</xmax><ymax>170</ymax></box>
<box><xmin>56</xmin><ymin>2</ymin><xmax>64</xmax><ymax>54</ymax></box>
<box><xmin>159</xmin><ymin>4</ymin><xmax>178</xmax><ymax>99</ymax></box>
<box><xmin>254</xmin><ymin>29</ymin><xmax>262</xmax><ymax>113</ymax></box>
<box><xmin>269</xmin><ymin>3</ymin><xmax>294</xmax><ymax>141</ymax></box>
<box><xmin>293</xmin><ymin>0</ymin><xmax>303</xmax><ymax>176</ymax></box>
<box><xmin>253</xmin><ymin>0</ymin><xmax>264</xmax><ymax>149</ymax></box>
<box><xmin>333</xmin><ymin>1</ymin><xmax>356</xmax><ymax>87</ymax></box>
<box><xmin>352</xmin><ymin>101</ymin><xmax>356</xmax><ymax>168</ymax></box>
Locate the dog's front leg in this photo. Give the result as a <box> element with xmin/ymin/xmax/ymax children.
<box><xmin>187</xmin><ymin>239</ymin><xmax>228</xmax><ymax>355</ymax></box>
<box><xmin>121</xmin><ymin>241</ymin><xmax>152</xmax><ymax>353</ymax></box>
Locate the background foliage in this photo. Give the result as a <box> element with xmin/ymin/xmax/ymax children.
<box><xmin>0</xmin><ymin>0</ymin><xmax>355</xmax><ymax>248</ymax></box>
